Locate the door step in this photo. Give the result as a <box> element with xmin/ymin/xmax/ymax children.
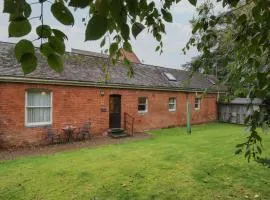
<box><xmin>109</xmin><ymin>128</ymin><xmax>124</xmax><ymax>134</ymax></box>
<box><xmin>108</xmin><ymin>128</ymin><xmax>129</xmax><ymax>138</ymax></box>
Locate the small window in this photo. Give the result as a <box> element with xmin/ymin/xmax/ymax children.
<box><xmin>138</xmin><ymin>97</ymin><xmax>148</xmax><ymax>113</ymax></box>
<box><xmin>164</xmin><ymin>72</ymin><xmax>177</xmax><ymax>81</ymax></box>
<box><xmin>25</xmin><ymin>90</ymin><xmax>52</xmax><ymax>126</ymax></box>
<box><xmin>194</xmin><ymin>98</ymin><xmax>201</xmax><ymax>110</ymax></box>
<box><xmin>168</xmin><ymin>98</ymin><xmax>176</xmax><ymax>112</ymax></box>
<box><xmin>208</xmin><ymin>78</ymin><xmax>216</xmax><ymax>85</ymax></box>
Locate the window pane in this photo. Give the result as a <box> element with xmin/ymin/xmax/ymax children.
<box><xmin>27</xmin><ymin>108</ymin><xmax>51</xmax><ymax>123</ymax></box>
<box><xmin>138</xmin><ymin>105</ymin><xmax>146</xmax><ymax>111</ymax></box>
<box><xmin>26</xmin><ymin>91</ymin><xmax>52</xmax><ymax>124</ymax></box>
<box><xmin>195</xmin><ymin>98</ymin><xmax>200</xmax><ymax>109</ymax></box>
<box><xmin>169</xmin><ymin>98</ymin><xmax>176</xmax><ymax>104</ymax></box>
<box><xmin>169</xmin><ymin>104</ymin><xmax>175</xmax><ymax>110</ymax></box>
<box><xmin>27</xmin><ymin>91</ymin><xmax>51</xmax><ymax>107</ymax></box>
<box><xmin>138</xmin><ymin>97</ymin><xmax>146</xmax><ymax>104</ymax></box>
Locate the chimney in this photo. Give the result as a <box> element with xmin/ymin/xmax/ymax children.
<box><xmin>119</xmin><ymin>49</ymin><xmax>141</xmax><ymax>64</ymax></box>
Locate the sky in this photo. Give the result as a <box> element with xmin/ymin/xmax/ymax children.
<box><xmin>0</xmin><ymin>0</ymin><xmax>200</xmax><ymax>70</ymax></box>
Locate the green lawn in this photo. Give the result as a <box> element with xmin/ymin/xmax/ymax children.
<box><xmin>0</xmin><ymin>123</ymin><xmax>269</xmax><ymax>200</ymax></box>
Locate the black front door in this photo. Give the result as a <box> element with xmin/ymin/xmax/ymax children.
<box><xmin>109</xmin><ymin>95</ymin><xmax>121</xmax><ymax>128</ymax></box>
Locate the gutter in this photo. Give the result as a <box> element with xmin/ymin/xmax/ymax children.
<box><xmin>0</xmin><ymin>76</ymin><xmax>226</xmax><ymax>94</ymax></box>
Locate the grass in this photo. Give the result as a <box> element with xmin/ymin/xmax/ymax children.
<box><xmin>0</xmin><ymin>123</ymin><xmax>270</xmax><ymax>200</ymax></box>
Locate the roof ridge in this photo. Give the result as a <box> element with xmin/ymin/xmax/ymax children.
<box><xmin>0</xmin><ymin>40</ymin><xmax>186</xmax><ymax>72</ymax></box>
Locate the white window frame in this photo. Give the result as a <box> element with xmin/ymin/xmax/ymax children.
<box><xmin>168</xmin><ymin>97</ymin><xmax>176</xmax><ymax>112</ymax></box>
<box><xmin>194</xmin><ymin>97</ymin><xmax>201</xmax><ymax>110</ymax></box>
<box><xmin>25</xmin><ymin>90</ymin><xmax>53</xmax><ymax>127</ymax></box>
<box><xmin>138</xmin><ymin>97</ymin><xmax>148</xmax><ymax>113</ymax></box>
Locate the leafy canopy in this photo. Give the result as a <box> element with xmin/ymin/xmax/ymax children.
<box><xmin>3</xmin><ymin>0</ymin><xmax>183</xmax><ymax>74</ymax></box>
<box><xmin>183</xmin><ymin>0</ymin><xmax>269</xmax><ymax>161</ymax></box>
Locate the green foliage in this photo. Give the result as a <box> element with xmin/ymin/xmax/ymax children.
<box><xmin>8</xmin><ymin>18</ymin><xmax>31</xmax><ymax>37</ymax></box>
<box><xmin>109</xmin><ymin>42</ymin><xmax>118</xmax><ymax>55</ymax></box>
<box><xmin>51</xmin><ymin>2</ymin><xmax>74</xmax><ymax>26</ymax></box>
<box><xmin>69</xmin><ymin>0</ymin><xmax>92</xmax><ymax>8</ymax></box>
<box><xmin>20</xmin><ymin>53</ymin><xmax>37</xmax><ymax>74</ymax></box>
<box><xmin>3</xmin><ymin>0</ymin><xmax>16</xmax><ymax>14</ymax></box>
<box><xmin>14</xmin><ymin>39</ymin><xmax>35</xmax><ymax>61</ymax></box>
<box><xmin>40</xmin><ymin>42</ymin><xmax>54</xmax><ymax>57</ymax></box>
<box><xmin>184</xmin><ymin>0</ymin><xmax>270</xmax><ymax>160</ymax></box>
<box><xmin>123</xmin><ymin>41</ymin><xmax>132</xmax><ymax>52</ymax></box>
<box><xmin>48</xmin><ymin>36</ymin><xmax>65</xmax><ymax>55</ymax></box>
<box><xmin>3</xmin><ymin>0</ymin><xmax>182</xmax><ymax>74</ymax></box>
<box><xmin>161</xmin><ymin>9</ymin><xmax>173</xmax><ymax>22</ymax></box>
<box><xmin>131</xmin><ymin>22</ymin><xmax>145</xmax><ymax>39</ymax></box>
<box><xmin>15</xmin><ymin>39</ymin><xmax>37</xmax><ymax>74</ymax></box>
<box><xmin>188</xmin><ymin>0</ymin><xmax>197</xmax><ymax>6</ymax></box>
<box><xmin>85</xmin><ymin>14</ymin><xmax>108</xmax><ymax>40</ymax></box>
<box><xmin>36</xmin><ymin>25</ymin><xmax>52</xmax><ymax>38</ymax></box>
<box><xmin>52</xmin><ymin>29</ymin><xmax>68</xmax><ymax>41</ymax></box>
<box><xmin>47</xmin><ymin>53</ymin><xmax>64</xmax><ymax>72</ymax></box>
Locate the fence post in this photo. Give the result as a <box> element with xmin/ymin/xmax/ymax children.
<box><xmin>186</xmin><ymin>102</ymin><xmax>191</xmax><ymax>134</ymax></box>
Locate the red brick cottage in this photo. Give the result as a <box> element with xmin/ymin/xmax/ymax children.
<box><xmin>0</xmin><ymin>42</ymin><xmax>226</xmax><ymax>148</ymax></box>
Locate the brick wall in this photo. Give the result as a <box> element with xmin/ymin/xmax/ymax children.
<box><xmin>0</xmin><ymin>82</ymin><xmax>217</xmax><ymax>148</ymax></box>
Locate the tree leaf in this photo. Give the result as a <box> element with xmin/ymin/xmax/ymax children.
<box><xmin>47</xmin><ymin>53</ymin><xmax>64</xmax><ymax>72</ymax></box>
<box><xmin>8</xmin><ymin>18</ymin><xmax>31</xmax><ymax>37</ymax></box>
<box><xmin>110</xmin><ymin>0</ymin><xmax>121</xmax><ymax>20</ymax></box>
<box><xmin>20</xmin><ymin>53</ymin><xmax>37</xmax><ymax>74</ymax></box>
<box><xmin>3</xmin><ymin>0</ymin><xmax>16</xmax><ymax>14</ymax></box>
<box><xmin>100</xmin><ymin>37</ymin><xmax>106</xmax><ymax>47</ymax></box>
<box><xmin>109</xmin><ymin>42</ymin><xmax>118</xmax><ymax>55</ymax></box>
<box><xmin>51</xmin><ymin>2</ymin><xmax>74</xmax><ymax>26</ymax></box>
<box><xmin>36</xmin><ymin>25</ymin><xmax>52</xmax><ymax>38</ymax></box>
<box><xmin>85</xmin><ymin>15</ymin><xmax>108</xmax><ymax>41</ymax></box>
<box><xmin>121</xmin><ymin>23</ymin><xmax>130</xmax><ymax>41</ymax></box>
<box><xmin>23</xmin><ymin>2</ymin><xmax>32</xmax><ymax>18</ymax></box>
<box><xmin>126</xmin><ymin>0</ymin><xmax>138</xmax><ymax>16</ymax></box>
<box><xmin>132</xmin><ymin>22</ymin><xmax>145</xmax><ymax>39</ymax></box>
<box><xmin>52</xmin><ymin>29</ymin><xmax>68</xmax><ymax>41</ymax></box>
<box><xmin>188</xmin><ymin>0</ymin><xmax>197</xmax><ymax>6</ymax></box>
<box><xmin>48</xmin><ymin>36</ymin><xmax>65</xmax><ymax>55</ymax></box>
<box><xmin>123</xmin><ymin>41</ymin><xmax>132</xmax><ymax>52</ymax></box>
<box><xmin>95</xmin><ymin>0</ymin><xmax>109</xmax><ymax>17</ymax></box>
<box><xmin>237</xmin><ymin>14</ymin><xmax>247</xmax><ymax>25</ymax></box>
<box><xmin>15</xmin><ymin>39</ymin><xmax>35</xmax><ymax>61</ymax></box>
<box><xmin>40</xmin><ymin>42</ymin><xmax>54</xmax><ymax>57</ymax></box>
<box><xmin>69</xmin><ymin>0</ymin><xmax>92</xmax><ymax>8</ymax></box>
<box><xmin>161</xmin><ymin>9</ymin><xmax>172</xmax><ymax>22</ymax></box>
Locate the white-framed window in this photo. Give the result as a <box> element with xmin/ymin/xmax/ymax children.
<box><xmin>138</xmin><ymin>97</ymin><xmax>148</xmax><ymax>113</ymax></box>
<box><xmin>194</xmin><ymin>98</ymin><xmax>201</xmax><ymax>110</ymax></box>
<box><xmin>168</xmin><ymin>97</ymin><xmax>176</xmax><ymax>112</ymax></box>
<box><xmin>25</xmin><ymin>90</ymin><xmax>52</xmax><ymax>126</ymax></box>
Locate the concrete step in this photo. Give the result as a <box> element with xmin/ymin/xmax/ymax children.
<box><xmin>108</xmin><ymin>128</ymin><xmax>125</xmax><ymax>134</ymax></box>
<box><xmin>108</xmin><ymin>131</ymin><xmax>129</xmax><ymax>138</ymax></box>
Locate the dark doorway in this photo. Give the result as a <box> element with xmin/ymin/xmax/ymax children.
<box><xmin>109</xmin><ymin>95</ymin><xmax>121</xmax><ymax>128</ymax></box>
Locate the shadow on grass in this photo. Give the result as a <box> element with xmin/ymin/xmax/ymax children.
<box><xmin>256</xmin><ymin>158</ymin><xmax>270</xmax><ymax>168</ymax></box>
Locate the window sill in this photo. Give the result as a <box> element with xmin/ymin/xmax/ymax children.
<box><xmin>194</xmin><ymin>108</ymin><xmax>200</xmax><ymax>111</ymax></box>
<box><xmin>25</xmin><ymin>123</ymin><xmax>52</xmax><ymax>128</ymax></box>
<box><xmin>138</xmin><ymin>111</ymin><xmax>148</xmax><ymax>115</ymax></box>
<box><xmin>169</xmin><ymin>109</ymin><xmax>176</xmax><ymax>112</ymax></box>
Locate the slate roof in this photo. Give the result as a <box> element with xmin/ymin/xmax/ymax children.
<box><xmin>0</xmin><ymin>41</ymin><xmax>226</xmax><ymax>92</ymax></box>
<box><xmin>230</xmin><ymin>98</ymin><xmax>263</xmax><ymax>105</ymax></box>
